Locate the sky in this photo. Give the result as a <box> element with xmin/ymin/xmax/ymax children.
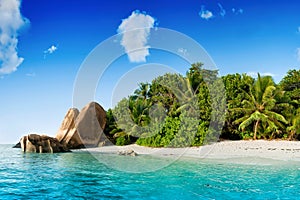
<box><xmin>0</xmin><ymin>0</ymin><xmax>299</xmax><ymax>143</ymax></box>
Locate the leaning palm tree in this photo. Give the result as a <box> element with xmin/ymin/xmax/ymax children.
<box><xmin>287</xmin><ymin>108</ymin><xmax>300</xmax><ymax>140</ymax></box>
<box><xmin>233</xmin><ymin>74</ymin><xmax>288</xmax><ymax>139</ymax></box>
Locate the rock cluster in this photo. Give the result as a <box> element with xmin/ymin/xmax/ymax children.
<box><xmin>16</xmin><ymin>102</ymin><xmax>109</xmax><ymax>153</ymax></box>
<box><xmin>55</xmin><ymin>102</ymin><xmax>109</xmax><ymax>149</ymax></box>
<box><xmin>20</xmin><ymin>134</ymin><xmax>70</xmax><ymax>153</ymax></box>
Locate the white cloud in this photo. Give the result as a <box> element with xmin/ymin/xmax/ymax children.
<box><xmin>26</xmin><ymin>72</ymin><xmax>36</xmax><ymax>77</ymax></box>
<box><xmin>261</xmin><ymin>72</ymin><xmax>276</xmax><ymax>77</ymax></box>
<box><xmin>118</xmin><ymin>11</ymin><xmax>155</xmax><ymax>63</ymax></box>
<box><xmin>0</xmin><ymin>0</ymin><xmax>28</xmax><ymax>75</ymax></box>
<box><xmin>246</xmin><ymin>72</ymin><xmax>258</xmax><ymax>77</ymax></box>
<box><xmin>218</xmin><ymin>3</ymin><xmax>226</xmax><ymax>17</ymax></box>
<box><xmin>199</xmin><ymin>6</ymin><xmax>213</xmax><ymax>20</ymax></box>
<box><xmin>247</xmin><ymin>72</ymin><xmax>276</xmax><ymax>78</ymax></box>
<box><xmin>44</xmin><ymin>45</ymin><xmax>58</xmax><ymax>54</ymax></box>
<box><xmin>43</xmin><ymin>45</ymin><xmax>58</xmax><ymax>59</ymax></box>
<box><xmin>296</xmin><ymin>48</ymin><xmax>300</xmax><ymax>62</ymax></box>
<box><xmin>48</xmin><ymin>45</ymin><xmax>57</xmax><ymax>54</ymax></box>
<box><xmin>232</xmin><ymin>8</ymin><xmax>243</xmax><ymax>14</ymax></box>
<box><xmin>177</xmin><ymin>48</ymin><xmax>188</xmax><ymax>56</ymax></box>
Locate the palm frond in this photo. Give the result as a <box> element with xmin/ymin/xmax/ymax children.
<box><xmin>264</xmin><ymin>110</ymin><xmax>288</xmax><ymax>124</ymax></box>
<box><xmin>238</xmin><ymin>115</ymin><xmax>255</xmax><ymax>130</ymax></box>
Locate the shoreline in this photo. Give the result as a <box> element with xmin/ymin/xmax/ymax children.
<box><xmin>79</xmin><ymin>140</ymin><xmax>300</xmax><ymax>162</ymax></box>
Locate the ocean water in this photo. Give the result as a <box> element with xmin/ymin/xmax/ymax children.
<box><xmin>0</xmin><ymin>144</ymin><xmax>299</xmax><ymax>199</ymax></box>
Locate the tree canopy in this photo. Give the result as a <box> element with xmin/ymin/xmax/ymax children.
<box><xmin>104</xmin><ymin>66</ymin><xmax>300</xmax><ymax>146</ymax></box>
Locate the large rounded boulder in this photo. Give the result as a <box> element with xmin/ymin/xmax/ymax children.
<box><xmin>55</xmin><ymin>108</ymin><xmax>83</xmax><ymax>149</ymax></box>
<box><xmin>75</xmin><ymin>102</ymin><xmax>107</xmax><ymax>147</ymax></box>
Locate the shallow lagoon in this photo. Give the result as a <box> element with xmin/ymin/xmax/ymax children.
<box><xmin>1</xmin><ymin>145</ymin><xmax>299</xmax><ymax>199</ymax></box>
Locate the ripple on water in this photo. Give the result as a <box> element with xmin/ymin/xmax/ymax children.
<box><xmin>0</xmin><ymin>145</ymin><xmax>299</xmax><ymax>199</ymax></box>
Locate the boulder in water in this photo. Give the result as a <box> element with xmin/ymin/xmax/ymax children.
<box><xmin>15</xmin><ymin>101</ymin><xmax>109</xmax><ymax>152</ymax></box>
<box><xmin>20</xmin><ymin>134</ymin><xmax>70</xmax><ymax>153</ymax></box>
<box><xmin>12</xmin><ymin>142</ymin><xmax>21</xmax><ymax>148</ymax></box>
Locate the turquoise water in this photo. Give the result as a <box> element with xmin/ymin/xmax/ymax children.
<box><xmin>1</xmin><ymin>144</ymin><xmax>299</xmax><ymax>199</ymax></box>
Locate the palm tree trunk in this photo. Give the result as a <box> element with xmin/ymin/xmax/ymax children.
<box><xmin>288</xmin><ymin>130</ymin><xmax>295</xmax><ymax>141</ymax></box>
<box><xmin>254</xmin><ymin>120</ymin><xmax>260</xmax><ymax>140</ymax></box>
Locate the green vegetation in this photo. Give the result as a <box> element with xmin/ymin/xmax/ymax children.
<box><xmin>104</xmin><ymin>64</ymin><xmax>300</xmax><ymax>146</ymax></box>
<box><xmin>232</xmin><ymin>74</ymin><xmax>287</xmax><ymax>139</ymax></box>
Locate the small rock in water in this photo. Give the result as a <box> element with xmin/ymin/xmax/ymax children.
<box><xmin>12</xmin><ymin>142</ymin><xmax>21</xmax><ymax>148</ymax></box>
<box><xmin>118</xmin><ymin>149</ymin><xmax>137</xmax><ymax>156</ymax></box>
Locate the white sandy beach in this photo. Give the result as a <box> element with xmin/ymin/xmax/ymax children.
<box><xmin>81</xmin><ymin>140</ymin><xmax>300</xmax><ymax>162</ymax></box>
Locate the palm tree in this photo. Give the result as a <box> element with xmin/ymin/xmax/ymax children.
<box><xmin>133</xmin><ymin>82</ymin><xmax>151</xmax><ymax>100</ymax></box>
<box><xmin>287</xmin><ymin>108</ymin><xmax>300</xmax><ymax>140</ymax></box>
<box><xmin>128</xmin><ymin>96</ymin><xmax>151</xmax><ymax>126</ymax></box>
<box><xmin>233</xmin><ymin>74</ymin><xmax>288</xmax><ymax>139</ymax></box>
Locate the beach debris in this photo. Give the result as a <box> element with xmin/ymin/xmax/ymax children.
<box><xmin>118</xmin><ymin>149</ymin><xmax>138</xmax><ymax>156</ymax></box>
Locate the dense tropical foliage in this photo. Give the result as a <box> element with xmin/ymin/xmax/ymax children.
<box><xmin>104</xmin><ymin>64</ymin><xmax>300</xmax><ymax>146</ymax></box>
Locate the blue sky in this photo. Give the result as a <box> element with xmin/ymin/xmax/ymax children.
<box><xmin>0</xmin><ymin>0</ymin><xmax>299</xmax><ymax>143</ymax></box>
